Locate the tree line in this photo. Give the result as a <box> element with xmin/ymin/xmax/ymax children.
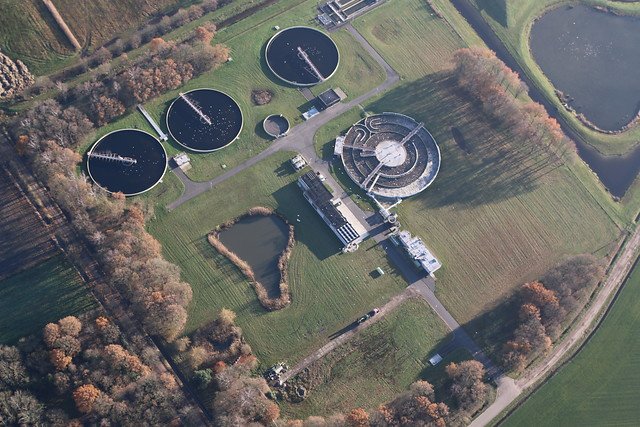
<box><xmin>502</xmin><ymin>255</ymin><xmax>604</xmax><ymax>372</ymax></box>
<box><xmin>452</xmin><ymin>47</ymin><xmax>573</xmax><ymax>163</ymax></box>
<box><xmin>9</xmin><ymin>25</ymin><xmax>232</xmax><ymax>341</ymax></box>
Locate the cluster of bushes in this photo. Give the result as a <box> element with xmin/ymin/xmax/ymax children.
<box><xmin>284</xmin><ymin>360</ymin><xmax>489</xmax><ymax>427</ymax></box>
<box><xmin>0</xmin><ymin>314</ymin><xmax>194</xmax><ymax>425</ymax></box>
<box><xmin>208</xmin><ymin>207</ymin><xmax>294</xmax><ymax>310</ymax></box>
<box><xmin>502</xmin><ymin>255</ymin><xmax>604</xmax><ymax>372</ymax></box>
<box><xmin>451</xmin><ymin>47</ymin><xmax>572</xmax><ymax>162</ymax></box>
<box><xmin>170</xmin><ymin>308</ymin><xmax>281</xmax><ymax>425</ymax></box>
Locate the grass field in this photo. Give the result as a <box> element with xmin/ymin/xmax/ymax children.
<box><xmin>311</xmin><ymin>0</ymin><xmax>624</xmax><ymax>357</ymax></box>
<box><xmin>0</xmin><ymin>0</ymin><xmax>191</xmax><ymax>75</ymax></box>
<box><xmin>354</xmin><ymin>0</ymin><xmax>483</xmax><ymax>80</ymax></box>
<box><xmin>90</xmin><ymin>0</ymin><xmax>385</xmax><ymax>183</ymax></box>
<box><xmin>504</xmin><ymin>260</ymin><xmax>640</xmax><ymax>426</ymax></box>
<box><xmin>148</xmin><ymin>151</ymin><xmax>409</xmax><ymax>366</ymax></box>
<box><xmin>280</xmin><ymin>298</ymin><xmax>461</xmax><ymax>418</ymax></box>
<box><xmin>0</xmin><ymin>255</ymin><xmax>96</xmax><ymax>344</ymax></box>
<box><xmin>0</xmin><ymin>0</ymin><xmax>76</xmax><ymax>75</ymax></box>
<box><xmin>470</xmin><ymin>0</ymin><xmax>640</xmax><ymax>156</ymax></box>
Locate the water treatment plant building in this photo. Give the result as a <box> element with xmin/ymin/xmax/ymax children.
<box><xmin>336</xmin><ymin>112</ymin><xmax>441</xmax><ymax>199</ymax></box>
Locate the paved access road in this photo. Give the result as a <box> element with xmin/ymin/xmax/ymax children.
<box><xmin>167</xmin><ymin>24</ymin><xmax>399</xmax><ymax>211</ymax></box>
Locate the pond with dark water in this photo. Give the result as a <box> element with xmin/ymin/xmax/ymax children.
<box><xmin>166</xmin><ymin>88</ymin><xmax>243</xmax><ymax>152</ymax></box>
<box><xmin>86</xmin><ymin>129</ymin><xmax>167</xmax><ymax>196</ymax></box>
<box><xmin>265</xmin><ymin>26</ymin><xmax>339</xmax><ymax>86</ymax></box>
<box><xmin>530</xmin><ymin>5</ymin><xmax>640</xmax><ymax>131</ymax></box>
<box><xmin>218</xmin><ymin>215</ymin><xmax>289</xmax><ymax>299</ymax></box>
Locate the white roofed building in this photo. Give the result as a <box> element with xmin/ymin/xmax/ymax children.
<box><xmin>395</xmin><ymin>230</ymin><xmax>441</xmax><ymax>275</ymax></box>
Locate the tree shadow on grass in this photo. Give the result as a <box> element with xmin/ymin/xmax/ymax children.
<box><xmin>272</xmin><ymin>182</ymin><xmax>341</xmax><ymax>261</ymax></box>
<box><xmin>459</xmin><ymin>294</ymin><xmax>520</xmax><ymax>365</ymax></box>
<box><xmin>368</xmin><ymin>72</ymin><xmax>558</xmax><ymax>209</ymax></box>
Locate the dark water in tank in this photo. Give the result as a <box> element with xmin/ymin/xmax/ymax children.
<box><xmin>266</xmin><ymin>27</ymin><xmax>339</xmax><ymax>85</ymax></box>
<box><xmin>530</xmin><ymin>5</ymin><xmax>640</xmax><ymax>131</ymax></box>
<box><xmin>87</xmin><ymin>130</ymin><xmax>166</xmax><ymax>196</ymax></box>
<box><xmin>218</xmin><ymin>215</ymin><xmax>289</xmax><ymax>298</ymax></box>
<box><xmin>166</xmin><ymin>89</ymin><xmax>243</xmax><ymax>152</ymax></box>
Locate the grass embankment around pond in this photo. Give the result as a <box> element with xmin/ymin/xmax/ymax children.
<box><xmin>469</xmin><ymin>0</ymin><xmax>640</xmax><ymax>156</ymax></box>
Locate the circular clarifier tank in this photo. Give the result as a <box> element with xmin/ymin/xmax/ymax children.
<box><xmin>166</xmin><ymin>88</ymin><xmax>243</xmax><ymax>152</ymax></box>
<box><xmin>265</xmin><ymin>26</ymin><xmax>339</xmax><ymax>86</ymax></box>
<box><xmin>87</xmin><ymin>129</ymin><xmax>167</xmax><ymax>196</ymax></box>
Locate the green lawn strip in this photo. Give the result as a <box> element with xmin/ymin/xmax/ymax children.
<box><xmin>148</xmin><ymin>151</ymin><xmax>408</xmax><ymax>366</ymax></box>
<box><xmin>280</xmin><ymin>298</ymin><xmax>453</xmax><ymax>418</ymax></box>
<box><xmin>504</xmin><ymin>260</ymin><xmax>640</xmax><ymax>426</ymax></box>
<box><xmin>353</xmin><ymin>0</ymin><xmax>468</xmax><ymax>80</ymax></box>
<box><xmin>469</xmin><ymin>0</ymin><xmax>640</xmax><ymax>156</ymax></box>
<box><xmin>0</xmin><ymin>255</ymin><xmax>96</xmax><ymax>344</ymax></box>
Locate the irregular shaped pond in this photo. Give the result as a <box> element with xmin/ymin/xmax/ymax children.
<box><xmin>530</xmin><ymin>5</ymin><xmax>640</xmax><ymax>131</ymax></box>
<box><xmin>218</xmin><ymin>214</ymin><xmax>289</xmax><ymax>299</ymax></box>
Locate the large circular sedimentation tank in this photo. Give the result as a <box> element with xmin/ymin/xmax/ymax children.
<box><xmin>166</xmin><ymin>88</ymin><xmax>243</xmax><ymax>152</ymax></box>
<box><xmin>265</xmin><ymin>26</ymin><xmax>339</xmax><ymax>86</ymax></box>
<box><xmin>87</xmin><ymin>129</ymin><xmax>167</xmax><ymax>196</ymax></box>
<box><xmin>340</xmin><ymin>113</ymin><xmax>441</xmax><ymax>199</ymax></box>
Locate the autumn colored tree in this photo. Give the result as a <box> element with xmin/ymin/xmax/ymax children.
<box><xmin>91</xmin><ymin>95</ymin><xmax>125</xmax><ymax>125</ymax></box>
<box><xmin>194</xmin><ymin>25</ymin><xmax>216</xmax><ymax>44</ymax></box>
<box><xmin>43</xmin><ymin>323</ymin><xmax>61</xmax><ymax>348</ymax></box>
<box><xmin>73</xmin><ymin>384</ymin><xmax>101</xmax><ymax>413</ymax></box>
<box><xmin>263</xmin><ymin>402</ymin><xmax>280</xmax><ymax>424</ymax></box>
<box><xmin>50</xmin><ymin>349</ymin><xmax>72</xmax><ymax>371</ymax></box>
<box><xmin>58</xmin><ymin>316</ymin><xmax>82</xmax><ymax>337</ymax></box>
<box><xmin>346</xmin><ymin>408</ymin><xmax>369</xmax><ymax>427</ymax></box>
<box><xmin>104</xmin><ymin>344</ymin><xmax>151</xmax><ymax>378</ymax></box>
<box><xmin>446</xmin><ymin>360</ymin><xmax>487</xmax><ymax>411</ymax></box>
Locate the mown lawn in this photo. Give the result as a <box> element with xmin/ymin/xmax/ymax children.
<box><xmin>315</xmin><ymin>0</ymin><xmax>624</xmax><ymax>331</ymax></box>
<box><xmin>353</xmin><ymin>0</ymin><xmax>484</xmax><ymax>80</ymax></box>
<box><xmin>0</xmin><ymin>255</ymin><xmax>96</xmax><ymax>344</ymax></box>
<box><xmin>280</xmin><ymin>298</ymin><xmax>458</xmax><ymax>419</ymax></box>
<box><xmin>469</xmin><ymin>0</ymin><xmax>640</xmax><ymax>156</ymax></box>
<box><xmin>91</xmin><ymin>0</ymin><xmax>385</xmax><ymax>183</ymax></box>
<box><xmin>148</xmin><ymin>151</ymin><xmax>408</xmax><ymax>366</ymax></box>
<box><xmin>504</xmin><ymin>260</ymin><xmax>640</xmax><ymax>426</ymax></box>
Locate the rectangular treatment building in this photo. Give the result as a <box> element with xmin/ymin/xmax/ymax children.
<box><xmin>297</xmin><ymin>171</ymin><xmax>367</xmax><ymax>252</ymax></box>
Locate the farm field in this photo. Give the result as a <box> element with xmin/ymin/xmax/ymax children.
<box><xmin>469</xmin><ymin>0</ymin><xmax>640</xmax><ymax>156</ymax></box>
<box><xmin>147</xmin><ymin>151</ymin><xmax>408</xmax><ymax>366</ymax></box>
<box><xmin>280</xmin><ymin>298</ymin><xmax>460</xmax><ymax>419</ymax></box>
<box><xmin>0</xmin><ymin>0</ymin><xmax>75</xmax><ymax>75</ymax></box>
<box><xmin>504</xmin><ymin>260</ymin><xmax>640</xmax><ymax>426</ymax></box>
<box><xmin>0</xmin><ymin>255</ymin><xmax>96</xmax><ymax>344</ymax></box>
<box><xmin>92</xmin><ymin>0</ymin><xmax>385</xmax><ymax>183</ymax></box>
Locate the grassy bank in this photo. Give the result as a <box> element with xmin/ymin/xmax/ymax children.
<box><xmin>504</xmin><ymin>259</ymin><xmax>640</xmax><ymax>425</ymax></box>
<box><xmin>0</xmin><ymin>255</ymin><xmax>96</xmax><ymax>344</ymax></box>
